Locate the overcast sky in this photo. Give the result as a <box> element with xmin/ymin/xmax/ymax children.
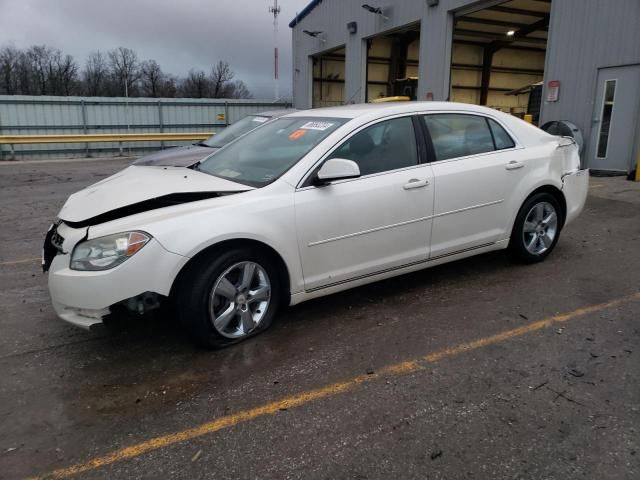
<box><xmin>0</xmin><ymin>0</ymin><xmax>310</xmax><ymax>99</ymax></box>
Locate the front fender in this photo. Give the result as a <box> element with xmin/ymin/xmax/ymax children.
<box><xmin>140</xmin><ymin>188</ymin><xmax>305</xmax><ymax>295</ymax></box>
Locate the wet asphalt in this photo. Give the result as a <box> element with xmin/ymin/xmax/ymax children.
<box><xmin>0</xmin><ymin>159</ymin><xmax>639</xmax><ymax>479</ymax></box>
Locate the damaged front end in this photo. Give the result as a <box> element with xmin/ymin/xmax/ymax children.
<box><xmin>62</xmin><ymin>191</ymin><xmax>234</xmax><ymax>229</ymax></box>
<box><xmin>44</xmin><ymin>165</ymin><xmax>253</xmax><ymax>331</ymax></box>
<box><xmin>44</xmin><ymin>212</ymin><xmax>195</xmax><ymax>330</ymax></box>
<box><xmin>45</xmin><ymin>219</ymin><xmax>186</xmax><ymax>330</ymax></box>
<box><xmin>52</xmin><ymin>291</ymin><xmax>167</xmax><ymax>332</ymax></box>
<box><xmin>42</xmin><ymin>221</ymin><xmax>65</xmax><ymax>273</ymax></box>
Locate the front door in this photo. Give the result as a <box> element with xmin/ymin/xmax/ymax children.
<box><xmin>295</xmin><ymin>116</ymin><xmax>434</xmax><ymax>291</ymax></box>
<box><xmin>588</xmin><ymin>65</ymin><xmax>640</xmax><ymax>172</ymax></box>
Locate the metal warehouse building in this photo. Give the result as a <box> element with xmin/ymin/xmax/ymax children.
<box><xmin>290</xmin><ymin>0</ymin><xmax>640</xmax><ymax>173</ymax></box>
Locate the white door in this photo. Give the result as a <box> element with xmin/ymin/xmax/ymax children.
<box><xmin>588</xmin><ymin>65</ymin><xmax>640</xmax><ymax>172</ymax></box>
<box><xmin>295</xmin><ymin>116</ymin><xmax>434</xmax><ymax>291</ymax></box>
<box><xmin>424</xmin><ymin>113</ymin><xmax>524</xmax><ymax>258</ymax></box>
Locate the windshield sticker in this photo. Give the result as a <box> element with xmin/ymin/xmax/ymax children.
<box><xmin>252</xmin><ymin>116</ymin><xmax>269</xmax><ymax>123</ymax></box>
<box><xmin>300</xmin><ymin>121</ymin><xmax>335</xmax><ymax>131</ymax></box>
<box><xmin>289</xmin><ymin>129</ymin><xmax>306</xmax><ymax>140</ymax></box>
<box><xmin>217</xmin><ymin>169</ymin><xmax>241</xmax><ymax>178</ymax></box>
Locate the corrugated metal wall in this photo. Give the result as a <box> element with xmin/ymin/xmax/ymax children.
<box><xmin>0</xmin><ymin>96</ymin><xmax>291</xmax><ymax>160</ymax></box>
<box><xmin>540</xmin><ymin>0</ymin><xmax>640</xmax><ymax>168</ymax></box>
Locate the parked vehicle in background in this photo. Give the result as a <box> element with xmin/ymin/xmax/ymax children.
<box><xmin>133</xmin><ymin>109</ymin><xmax>296</xmax><ymax>167</ymax></box>
<box><xmin>44</xmin><ymin>102</ymin><xmax>588</xmax><ymax>348</ymax></box>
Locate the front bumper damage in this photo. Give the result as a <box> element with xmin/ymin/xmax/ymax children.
<box><xmin>45</xmin><ymin>222</ymin><xmax>188</xmax><ymax>330</ymax></box>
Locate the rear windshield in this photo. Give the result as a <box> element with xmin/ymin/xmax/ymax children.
<box><xmin>197</xmin><ymin>117</ymin><xmax>347</xmax><ymax>187</ymax></box>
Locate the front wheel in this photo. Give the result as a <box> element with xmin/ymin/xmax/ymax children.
<box><xmin>175</xmin><ymin>248</ymin><xmax>282</xmax><ymax>348</ymax></box>
<box><xmin>508</xmin><ymin>193</ymin><xmax>562</xmax><ymax>264</ymax></box>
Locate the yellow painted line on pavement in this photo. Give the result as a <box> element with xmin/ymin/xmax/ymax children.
<box><xmin>31</xmin><ymin>291</ymin><xmax>640</xmax><ymax>479</ymax></box>
<box><xmin>0</xmin><ymin>257</ymin><xmax>40</xmax><ymax>266</ymax></box>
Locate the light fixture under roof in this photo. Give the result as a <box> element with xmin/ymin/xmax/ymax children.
<box><xmin>506</xmin><ymin>29</ymin><xmax>516</xmax><ymax>36</ymax></box>
<box><xmin>303</xmin><ymin>30</ymin><xmax>326</xmax><ymax>43</ymax></box>
<box><xmin>362</xmin><ymin>4</ymin><xmax>389</xmax><ymax>20</ymax></box>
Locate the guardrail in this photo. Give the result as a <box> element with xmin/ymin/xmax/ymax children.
<box><xmin>0</xmin><ymin>133</ymin><xmax>213</xmax><ymax>160</ymax></box>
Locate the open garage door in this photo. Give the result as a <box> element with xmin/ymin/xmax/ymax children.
<box><xmin>366</xmin><ymin>24</ymin><xmax>420</xmax><ymax>102</ymax></box>
<box><xmin>451</xmin><ymin>0</ymin><xmax>551</xmax><ymax>123</ymax></box>
<box><xmin>312</xmin><ymin>46</ymin><xmax>345</xmax><ymax>108</ymax></box>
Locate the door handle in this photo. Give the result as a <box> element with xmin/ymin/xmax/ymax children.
<box><xmin>505</xmin><ymin>161</ymin><xmax>524</xmax><ymax>170</ymax></box>
<box><xmin>403</xmin><ymin>178</ymin><xmax>430</xmax><ymax>190</ymax></box>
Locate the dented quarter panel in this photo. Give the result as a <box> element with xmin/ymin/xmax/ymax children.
<box><xmin>501</xmin><ymin>141</ymin><xmax>565</xmax><ymax>236</ymax></box>
<box><xmin>562</xmin><ymin>169</ymin><xmax>589</xmax><ymax>226</ymax></box>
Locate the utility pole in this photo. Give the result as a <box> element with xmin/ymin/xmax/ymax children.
<box><xmin>269</xmin><ymin>0</ymin><xmax>281</xmax><ymax>101</ymax></box>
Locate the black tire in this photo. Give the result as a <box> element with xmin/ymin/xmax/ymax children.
<box><xmin>174</xmin><ymin>247</ymin><xmax>282</xmax><ymax>349</ymax></box>
<box><xmin>508</xmin><ymin>192</ymin><xmax>562</xmax><ymax>264</ymax></box>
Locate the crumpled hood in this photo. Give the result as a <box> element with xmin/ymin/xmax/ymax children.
<box><xmin>132</xmin><ymin>144</ymin><xmax>218</xmax><ymax>167</ymax></box>
<box><xmin>59</xmin><ymin>166</ymin><xmax>253</xmax><ymax>225</ymax></box>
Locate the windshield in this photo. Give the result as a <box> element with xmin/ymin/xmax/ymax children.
<box><xmin>197</xmin><ymin>117</ymin><xmax>347</xmax><ymax>187</ymax></box>
<box><xmin>201</xmin><ymin>115</ymin><xmax>271</xmax><ymax>148</ymax></box>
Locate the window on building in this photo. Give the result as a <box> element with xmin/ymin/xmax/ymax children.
<box><xmin>596</xmin><ymin>79</ymin><xmax>616</xmax><ymax>159</ymax></box>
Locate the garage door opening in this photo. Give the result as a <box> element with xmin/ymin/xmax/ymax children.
<box><xmin>366</xmin><ymin>23</ymin><xmax>420</xmax><ymax>102</ymax></box>
<box><xmin>451</xmin><ymin>0</ymin><xmax>551</xmax><ymax>123</ymax></box>
<box><xmin>312</xmin><ymin>46</ymin><xmax>345</xmax><ymax>108</ymax></box>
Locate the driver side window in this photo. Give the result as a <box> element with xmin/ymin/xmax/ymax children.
<box><xmin>328</xmin><ymin>116</ymin><xmax>418</xmax><ymax>176</ymax></box>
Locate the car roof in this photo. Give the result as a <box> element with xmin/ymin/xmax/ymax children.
<box><xmin>251</xmin><ymin>108</ymin><xmax>297</xmax><ymax>118</ymax></box>
<box><xmin>285</xmin><ymin>102</ymin><xmax>508</xmax><ymax>119</ymax></box>
<box><xmin>282</xmin><ymin>101</ymin><xmax>552</xmax><ymax>146</ymax></box>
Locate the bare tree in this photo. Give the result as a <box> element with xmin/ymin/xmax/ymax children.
<box><xmin>140</xmin><ymin>59</ymin><xmax>164</xmax><ymax>97</ymax></box>
<box><xmin>108</xmin><ymin>47</ymin><xmax>140</xmax><ymax>96</ymax></box>
<box><xmin>15</xmin><ymin>51</ymin><xmax>34</xmax><ymax>94</ymax></box>
<box><xmin>210</xmin><ymin>60</ymin><xmax>234</xmax><ymax>98</ymax></box>
<box><xmin>83</xmin><ymin>51</ymin><xmax>109</xmax><ymax>96</ymax></box>
<box><xmin>53</xmin><ymin>53</ymin><xmax>79</xmax><ymax>95</ymax></box>
<box><xmin>25</xmin><ymin>45</ymin><xmax>54</xmax><ymax>94</ymax></box>
<box><xmin>1</xmin><ymin>43</ymin><xmax>253</xmax><ymax>99</ymax></box>
<box><xmin>225</xmin><ymin>79</ymin><xmax>252</xmax><ymax>99</ymax></box>
<box><xmin>180</xmin><ymin>69</ymin><xmax>210</xmax><ymax>98</ymax></box>
<box><xmin>0</xmin><ymin>45</ymin><xmax>20</xmax><ymax>94</ymax></box>
<box><xmin>160</xmin><ymin>74</ymin><xmax>178</xmax><ymax>98</ymax></box>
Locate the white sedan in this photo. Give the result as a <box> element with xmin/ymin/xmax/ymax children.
<box><xmin>44</xmin><ymin>102</ymin><xmax>588</xmax><ymax>348</ymax></box>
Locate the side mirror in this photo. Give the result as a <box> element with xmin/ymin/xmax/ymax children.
<box><xmin>313</xmin><ymin>158</ymin><xmax>361</xmax><ymax>186</ymax></box>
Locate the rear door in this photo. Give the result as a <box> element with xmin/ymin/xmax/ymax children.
<box><xmin>423</xmin><ymin>113</ymin><xmax>524</xmax><ymax>258</ymax></box>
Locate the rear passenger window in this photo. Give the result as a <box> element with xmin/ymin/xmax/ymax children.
<box><xmin>424</xmin><ymin>114</ymin><xmax>495</xmax><ymax>161</ymax></box>
<box><xmin>488</xmin><ymin>118</ymin><xmax>515</xmax><ymax>150</ymax></box>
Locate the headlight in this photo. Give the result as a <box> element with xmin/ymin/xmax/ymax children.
<box><xmin>70</xmin><ymin>231</ymin><xmax>151</xmax><ymax>271</ymax></box>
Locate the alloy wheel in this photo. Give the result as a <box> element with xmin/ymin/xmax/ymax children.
<box><xmin>208</xmin><ymin>261</ymin><xmax>271</xmax><ymax>339</ymax></box>
<box><xmin>522</xmin><ymin>201</ymin><xmax>558</xmax><ymax>255</ymax></box>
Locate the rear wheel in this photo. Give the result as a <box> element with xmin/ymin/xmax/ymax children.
<box><xmin>175</xmin><ymin>247</ymin><xmax>281</xmax><ymax>348</ymax></box>
<box><xmin>509</xmin><ymin>193</ymin><xmax>562</xmax><ymax>264</ymax></box>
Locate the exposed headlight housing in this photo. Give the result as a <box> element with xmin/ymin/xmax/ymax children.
<box><xmin>70</xmin><ymin>231</ymin><xmax>151</xmax><ymax>271</ymax></box>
